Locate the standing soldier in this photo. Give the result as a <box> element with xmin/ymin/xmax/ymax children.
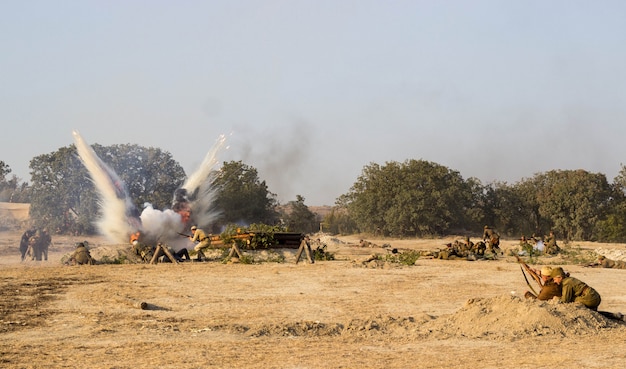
<box><xmin>189</xmin><ymin>225</ymin><xmax>211</xmax><ymax>261</ymax></box>
<box><xmin>28</xmin><ymin>229</ymin><xmax>42</xmax><ymax>261</ymax></box>
<box><xmin>40</xmin><ymin>228</ymin><xmax>52</xmax><ymax>261</ymax></box>
<box><xmin>19</xmin><ymin>228</ymin><xmax>35</xmax><ymax>262</ymax></box>
<box><xmin>483</xmin><ymin>225</ymin><xmax>501</xmax><ymax>253</ymax></box>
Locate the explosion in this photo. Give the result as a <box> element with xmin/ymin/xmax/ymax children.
<box><xmin>72</xmin><ymin>130</ymin><xmax>227</xmax><ymax>250</ymax></box>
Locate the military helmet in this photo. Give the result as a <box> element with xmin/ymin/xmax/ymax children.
<box><xmin>191</xmin><ymin>225</ymin><xmax>197</xmax><ymax>231</ymax></box>
<box><xmin>540</xmin><ymin>266</ymin><xmax>553</xmax><ymax>276</ymax></box>
<box><xmin>550</xmin><ymin>267</ymin><xmax>566</xmax><ymax>278</ymax></box>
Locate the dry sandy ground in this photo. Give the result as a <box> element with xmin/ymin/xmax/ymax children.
<box><xmin>2</xmin><ymin>230</ymin><xmax>626</xmax><ymax>369</ymax></box>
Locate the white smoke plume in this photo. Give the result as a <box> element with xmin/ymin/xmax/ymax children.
<box><xmin>73</xmin><ymin>130</ymin><xmax>140</xmax><ymax>243</ymax></box>
<box><xmin>72</xmin><ymin>130</ymin><xmax>227</xmax><ymax>249</ymax></box>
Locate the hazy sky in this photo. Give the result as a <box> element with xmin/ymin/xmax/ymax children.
<box><xmin>2</xmin><ymin>1</ymin><xmax>626</xmax><ymax>206</ymax></box>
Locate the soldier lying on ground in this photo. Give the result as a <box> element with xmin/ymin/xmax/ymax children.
<box><xmin>436</xmin><ymin>239</ymin><xmax>494</xmax><ymax>261</ymax></box>
<box><xmin>550</xmin><ymin>267</ymin><xmax>601</xmax><ymax>310</ymax></box>
<box><xmin>586</xmin><ymin>255</ymin><xmax>626</xmax><ymax>269</ymax></box>
<box><xmin>154</xmin><ymin>243</ymin><xmax>190</xmax><ymax>263</ymax></box>
<box><xmin>550</xmin><ymin>266</ymin><xmax>626</xmax><ymax>321</ymax></box>
<box><xmin>132</xmin><ymin>239</ymin><xmax>190</xmax><ymax>263</ymax></box>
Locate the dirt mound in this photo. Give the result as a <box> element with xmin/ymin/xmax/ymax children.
<box><xmin>421</xmin><ymin>295</ymin><xmax>623</xmax><ymax>340</ymax></box>
<box><xmin>187</xmin><ymin>296</ymin><xmax>624</xmax><ymax>341</ymax></box>
<box><xmin>314</xmin><ymin>233</ymin><xmax>348</xmax><ymax>246</ymax></box>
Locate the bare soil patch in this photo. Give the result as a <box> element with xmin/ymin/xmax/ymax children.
<box><xmin>1</xmin><ymin>231</ymin><xmax>626</xmax><ymax>368</ymax></box>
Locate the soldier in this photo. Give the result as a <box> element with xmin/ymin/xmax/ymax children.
<box><xmin>39</xmin><ymin>228</ymin><xmax>52</xmax><ymax>261</ymax></box>
<box><xmin>524</xmin><ymin>266</ymin><xmax>562</xmax><ymax>300</ymax></box>
<box><xmin>131</xmin><ymin>234</ymin><xmax>155</xmax><ymax>263</ymax></box>
<box><xmin>550</xmin><ymin>267</ymin><xmax>601</xmax><ymax>310</ymax></box>
<box><xmin>453</xmin><ymin>240</ymin><xmax>470</xmax><ymax>257</ymax></box>
<box><xmin>189</xmin><ymin>225</ymin><xmax>211</xmax><ymax>261</ymax></box>
<box><xmin>27</xmin><ymin>229</ymin><xmax>42</xmax><ymax>260</ymax></box>
<box><xmin>463</xmin><ymin>236</ymin><xmax>474</xmax><ymax>251</ymax></box>
<box><xmin>19</xmin><ymin>228</ymin><xmax>35</xmax><ymax>262</ymax></box>
<box><xmin>483</xmin><ymin>225</ymin><xmax>501</xmax><ymax>253</ymax></box>
<box><xmin>589</xmin><ymin>255</ymin><xmax>626</xmax><ymax>269</ymax></box>
<box><xmin>437</xmin><ymin>243</ymin><xmax>454</xmax><ymax>260</ymax></box>
<box><xmin>154</xmin><ymin>242</ymin><xmax>191</xmax><ymax>263</ymax></box>
<box><xmin>67</xmin><ymin>242</ymin><xmax>96</xmax><ymax>265</ymax></box>
<box><xmin>471</xmin><ymin>240</ymin><xmax>486</xmax><ymax>256</ymax></box>
<box><xmin>544</xmin><ymin>230</ymin><xmax>560</xmax><ymax>255</ymax></box>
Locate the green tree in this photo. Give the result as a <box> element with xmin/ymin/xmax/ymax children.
<box><xmin>212</xmin><ymin>161</ymin><xmax>279</xmax><ymax>230</ymax></box>
<box><xmin>0</xmin><ymin>161</ymin><xmax>30</xmax><ymax>203</ymax></box>
<box><xmin>344</xmin><ymin>159</ymin><xmax>470</xmax><ymax>237</ymax></box>
<box><xmin>595</xmin><ymin>164</ymin><xmax>626</xmax><ymax>242</ymax></box>
<box><xmin>29</xmin><ymin>146</ymin><xmax>95</xmax><ymax>234</ymax></box>
<box><xmin>530</xmin><ymin>170</ymin><xmax>612</xmax><ymax>241</ymax></box>
<box><xmin>280</xmin><ymin>195</ymin><xmax>319</xmax><ymax>233</ymax></box>
<box><xmin>0</xmin><ymin>161</ymin><xmax>9</xmax><ymax>181</ymax></box>
<box><xmin>29</xmin><ymin>143</ymin><xmax>186</xmax><ymax>235</ymax></box>
<box><xmin>321</xmin><ymin>205</ymin><xmax>357</xmax><ymax>235</ymax></box>
<box><xmin>90</xmin><ymin>143</ymin><xmax>186</xmax><ymax>210</ymax></box>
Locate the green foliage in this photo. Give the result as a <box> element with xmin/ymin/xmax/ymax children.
<box><xmin>28</xmin><ymin>143</ymin><xmax>186</xmax><ymax>235</ymax></box>
<box><xmin>520</xmin><ymin>242</ymin><xmax>539</xmax><ymax>259</ymax></box>
<box><xmin>321</xmin><ymin>205</ymin><xmax>358</xmax><ymax>235</ymax></box>
<box><xmin>90</xmin><ymin>143</ymin><xmax>186</xmax><ymax>210</ymax></box>
<box><xmin>212</xmin><ymin>161</ymin><xmax>279</xmax><ymax>230</ymax></box>
<box><xmin>220</xmin><ymin>223</ymin><xmax>288</xmax><ymax>249</ymax></box>
<box><xmin>529</xmin><ymin>170</ymin><xmax>611</xmax><ymax>241</ymax></box>
<box><xmin>0</xmin><ymin>161</ymin><xmax>9</xmax><ymax>180</ymax></box>
<box><xmin>0</xmin><ymin>161</ymin><xmax>31</xmax><ymax>203</ymax></box>
<box><xmin>345</xmin><ymin>160</ymin><xmax>471</xmax><ymax>237</ymax></box>
<box><xmin>234</xmin><ymin>254</ymin><xmax>256</xmax><ymax>264</ymax></box>
<box><xmin>98</xmin><ymin>255</ymin><xmax>128</xmax><ymax>264</ymax></box>
<box><xmin>312</xmin><ymin>244</ymin><xmax>335</xmax><ymax>261</ymax></box>
<box><xmin>280</xmin><ymin>195</ymin><xmax>319</xmax><ymax>233</ymax></box>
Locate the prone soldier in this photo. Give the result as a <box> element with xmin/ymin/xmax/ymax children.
<box><xmin>586</xmin><ymin>255</ymin><xmax>626</xmax><ymax>269</ymax></box>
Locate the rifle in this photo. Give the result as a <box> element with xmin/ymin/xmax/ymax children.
<box><xmin>515</xmin><ymin>255</ymin><xmax>541</xmax><ymax>296</ymax></box>
<box><xmin>177</xmin><ymin>232</ymin><xmax>192</xmax><ymax>238</ymax></box>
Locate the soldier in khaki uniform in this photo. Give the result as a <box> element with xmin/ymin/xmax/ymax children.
<box><xmin>551</xmin><ymin>267</ymin><xmax>601</xmax><ymax>310</ymax></box>
<box><xmin>189</xmin><ymin>225</ymin><xmax>211</xmax><ymax>261</ymax></box>
<box><xmin>482</xmin><ymin>225</ymin><xmax>501</xmax><ymax>253</ymax></box>
<box><xmin>524</xmin><ymin>266</ymin><xmax>562</xmax><ymax>301</ymax></box>
<box><xmin>592</xmin><ymin>255</ymin><xmax>626</xmax><ymax>269</ymax></box>
<box><xmin>67</xmin><ymin>242</ymin><xmax>96</xmax><ymax>265</ymax></box>
<box><xmin>543</xmin><ymin>230</ymin><xmax>560</xmax><ymax>255</ymax></box>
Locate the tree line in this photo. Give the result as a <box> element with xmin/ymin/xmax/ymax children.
<box><xmin>323</xmin><ymin>159</ymin><xmax>626</xmax><ymax>242</ymax></box>
<box><xmin>1</xmin><ymin>145</ymin><xmax>317</xmax><ymax>235</ymax></box>
<box><xmin>3</xmin><ymin>147</ymin><xmax>626</xmax><ymax>242</ymax></box>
